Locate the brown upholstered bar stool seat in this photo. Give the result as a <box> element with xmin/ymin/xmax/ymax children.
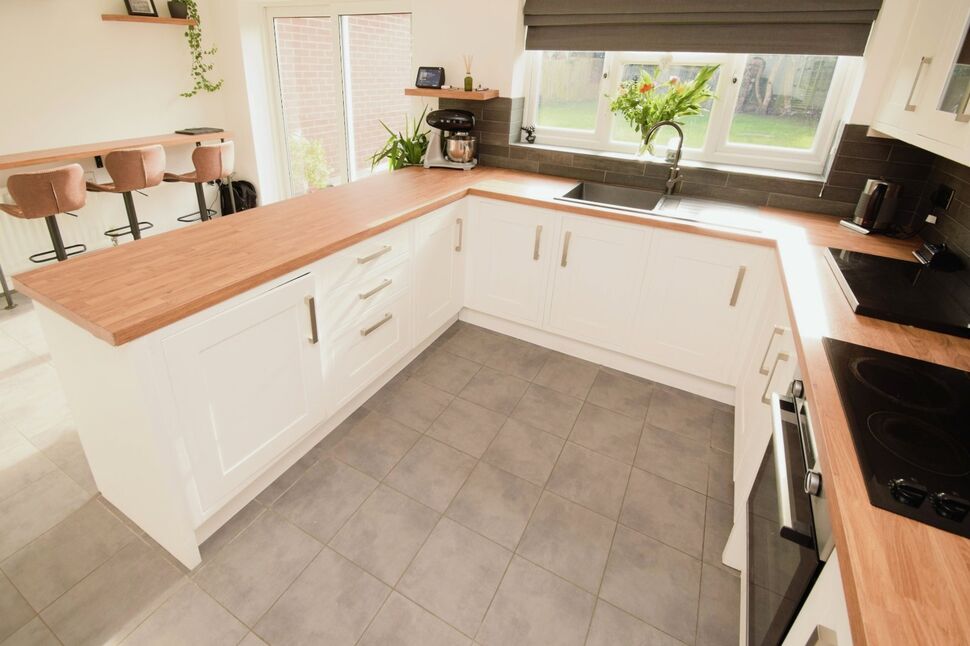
<box><xmin>86</xmin><ymin>145</ymin><xmax>165</xmax><ymax>242</ymax></box>
<box><xmin>164</xmin><ymin>141</ymin><xmax>234</xmax><ymax>223</ymax></box>
<box><xmin>0</xmin><ymin>164</ymin><xmax>87</xmax><ymax>263</ymax></box>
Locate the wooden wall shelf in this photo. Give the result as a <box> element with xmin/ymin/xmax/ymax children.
<box><xmin>101</xmin><ymin>14</ymin><xmax>198</xmax><ymax>26</ymax></box>
<box><xmin>404</xmin><ymin>88</ymin><xmax>500</xmax><ymax>101</ymax></box>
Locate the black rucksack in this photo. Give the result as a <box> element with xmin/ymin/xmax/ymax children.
<box><xmin>219</xmin><ymin>179</ymin><xmax>258</xmax><ymax>215</ymax></box>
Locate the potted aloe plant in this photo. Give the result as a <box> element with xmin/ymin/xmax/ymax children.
<box><xmin>370</xmin><ymin>107</ymin><xmax>430</xmax><ymax>171</ymax></box>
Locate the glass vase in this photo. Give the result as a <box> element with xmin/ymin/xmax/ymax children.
<box><xmin>464</xmin><ymin>75</ymin><xmax>473</xmax><ymax>91</ymax></box>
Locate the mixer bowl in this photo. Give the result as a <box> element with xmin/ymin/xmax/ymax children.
<box><xmin>444</xmin><ymin>134</ymin><xmax>477</xmax><ymax>163</ymax></box>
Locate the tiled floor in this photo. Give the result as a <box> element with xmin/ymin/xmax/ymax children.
<box><xmin>0</xmin><ymin>299</ymin><xmax>740</xmax><ymax>646</ymax></box>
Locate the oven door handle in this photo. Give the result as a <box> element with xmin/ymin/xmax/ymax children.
<box><xmin>770</xmin><ymin>392</ymin><xmax>815</xmax><ymax>548</ymax></box>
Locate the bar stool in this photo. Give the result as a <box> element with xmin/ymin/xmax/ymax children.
<box><xmin>86</xmin><ymin>145</ymin><xmax>165</xmax><ymax>242</ymax></box>
<box><xmin>164</xmin><ymin>141</ymin><xmax>234</xmax><ymax>223</ymax></box>
<box><xmin>0</xmin><ymin>164</ymin><xmax>87</xmax><ymax>263</ymax></box>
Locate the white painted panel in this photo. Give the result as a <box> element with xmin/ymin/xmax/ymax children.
<box><xmin>414</xmin><ymin>201</ymin><xmax>465</xmax><ymax>341</ymax></box>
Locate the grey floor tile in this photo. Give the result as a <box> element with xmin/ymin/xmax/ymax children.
<box><xmin>305</xmin><ymin>407</ymin><xmax>369</xmax><ymax>464</ymax></box>
<box><xmin>330</xmin><ymin>412</ymin><xmax>420</xmax><ymax>480</ymax></box>
<box><xmin>707</xmin><ymin>450</ymin><xmax>734</xmax><ymax>506</ymax></box>
<box><xmin>368</xmin><ymin>379</ymin><xmax>454</xmax><ymax>432</ymax></box>
<box><xmin>696</xmin><ymin>564</ymin><xmax>741</xmax><ymax>646</ymax></box>
<box><xmin>621</xmin><ymin>469</ymin><xmax>707</xmax><ymax>559</ymax></box>
<box><xmin>397</xmin><ymin>518</ymin><xmax>511</xmax><ymax>637</ymax></box>
<box><xmin>427</xmin><ymin>398</ymin><xmax>505</xmax><ymax>459</ymax></box>
<box><xmin>445</xmin><ymin>462</ymin><xmax>541</xmax><ymax>549</ymax></box>
<box><xmin>477</xmin><ymin>556</ymin><xmax>595</xmax><ymax>646</ymax></box>
<box><xmin>40</xmin><ymin>539</ymin><xmax>183</xmax><ymax>646</ymax></box>
<box><xmin>484</xmin><ymin>337</ymin><xmax>550</xmax><ymax>381</ymax></box>
<box><xmin>458</xmin><ymin>366</ymin><xmax>529</xmax><ymax>416</ymax></box>
<box><xmin>516</xmin><ymin>492</ymin><xmax>615</xmax><ymax>593</ymax></box>
<box><xmin>1</xmin><ymin>499</ymin><xmax>135</xmax><ymax>611</ymax></box>
<box><xmin>710</xmin><ymin>408</ymin><xmax>734</xmax><ymax>455</ymax></box>
<box><xmin>0</xmin><ymin>435</ymin><xmax>57</xmax><ymax>503</ymax></box>
<box><xmin>646</xmin><ymin>387</ymin><xmax>716</xmax><ymax>444</ymax></box>
<box><xmin>546</xmin><ymin>442</ymin><xmax>630</xmax><ymax>520</ymax></box>
<box><xmin>385</xmin><ymin>437</ymin><xmax>476</xmax><ymax>512</ymax></box>
<box><xmin>273</xmin><ymin>456</ymin><xmax>378</xmax><ymax>542</ymax></box>
<box><xmin>600</xmin><ymin>526</ymin><xmax>702</xmax><ymax>644</ymax></box>
<box><xmin>59</xmin><ymin>453</ymin><xmax>97</xmax><ymax>496</ymax></box>
<box><xmin>238</xmin><ymin>633</ymin><xmax>268</xmax><ymax>646</ymax></box>
<box><xmin>121</xmin><ymin>582</ymin><xmax>247</xmax><ymax>646</ymax></box>
<box><xmin>256</xmin><ymin>548</ymin><xmax>389</xmax><ymax>646</ymax></box>
<box><xmin>586</xmin><ymin>600</ymin><xmax>686</xmax><ymax>646</ymax></box>
<box><xmin>194</xmin><ymin>511</ymin><xmax>322</xmax><ymax>625</ymax></box>
<box><xmin>703</xmin><ymin>497</ymin><xmax>736</xmax><ymax>574</ymax></box>
<box><xmin>255</xmin><ymin>451</ymin><xmax>319</xmax><ymax>506</ymax></box>
<box><xmin>441</xmin><ymin>325</ymin><xmax>505</xmax><ymax>364</ymax></box>
<box><xmin>533</xmin><ymin>352</ymin><xmax>599</xmax><ymax>399</ymax></box>
<box><xmin>586</xmin><ymin>370</ymin><xmax>653</xmax><ymax>421</ymax></box>
<box><xmin>0</xmin><ymin>573</ymin><xmax>33</xmax><ymax>643</ymax></box>
<box><xmin>0</xmin><ymin>617</ymin><xmax>60</xmax><ymax>646</ymax></box>
<box><xmin>329</xmin><ymin>485</ymin><xmax>439</xmax><ymax>585</ymax></box>
<box><xmin>568</xmin><ymin>403</ymin><xmax>642</xmax><ymax>464</ymax></box>
<box><xmin>411</xmin><ymin>349</ymin><xmax>481</xmax><ymax>395</ymax></box>
<box><xmin>510</xmin><ymin>384</ymin><xmax>583</xmax><ymax>438</ymax></box>
<box><xmin>198</xmin><ymin>499</ymin><xmax>265</xmax><ymax>563</ymax></box>
<box><xmin>359</xmin><ymin>592</ymin><xmax>471</xmax><ymax>646</ymax></box>
<box><xmin>482</xmin><ymin>419</ymin><xmax>564</xmax><ymax>486</ymax></box>
<box><xmin>636</xmin><ymin>425</ymin><xmax>710</xmax><ymax>494</ymax></box>
<box><xmin>0</xmin><ymin>470</ymin><xmax>89</xmax><ymax>561</ymax></box>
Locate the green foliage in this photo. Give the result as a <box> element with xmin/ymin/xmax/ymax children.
<box><xmin>177</xmin><ymin>0</ymin><xmax>224</xmax><ymax>98</ymax></box>
<box><xmin>370</xmin><ymin>107</ymin><xmax>430</xmax><ymax>171</ymax></box>
<box><xmin>608</xmin><ymin>65</ymin><xmax>719</xmax><ymax>151</ymax></box>
<box><xmin>289</xmin><ymin>135</ymin><xmax>333</xmax><ymax>190</ymax></box>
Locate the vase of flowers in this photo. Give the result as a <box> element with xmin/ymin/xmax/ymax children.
<box><xmin>608</xmin><ymin>64</ymin><xmax>719</xmax><ymax>157</ymax></box>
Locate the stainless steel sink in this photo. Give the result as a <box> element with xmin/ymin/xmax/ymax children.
<box><xmin>556</xmin><ymin>182</ymin><xmax>664</xmax><ymax>214</ymax></box>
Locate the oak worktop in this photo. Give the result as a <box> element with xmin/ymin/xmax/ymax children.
<box><xmin>13</xmin><ymin>166</ymin><xmax>970</xmax><ymax>645</ymax></box>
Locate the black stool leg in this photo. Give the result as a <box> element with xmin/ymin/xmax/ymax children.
<box><xmin>0</xmin><ymin>261</ymin><xmax>15</xmax><ymax>309</ymax></box>
<box><xmin>194</xmin><ymin>183</ymin><xmax>210</xmax><ymax>222</ymax></box>
<box><xmin>226</xmin><ymin>177</ymin><xmax>237</xmax><ymax>214</ymax></box>
<box><xmin>45</xmin><ymin>216</ymin><xmax>68</xmax><ymax>261</ymax></box>
<box><xmin>122</xmin><ymin>191</ymin><xmax>141</xmax><ymax>240</ymax></box>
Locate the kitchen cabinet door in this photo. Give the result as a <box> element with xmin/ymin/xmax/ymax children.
<box><xmin>633</xmin><ymin>229</ymin><xmax>768</xmax><ymax>384</ymax></box>
<box><xmin>162</xmin><ymin>273</ymin><xmax>325</xmax><ymax>515</ymax></box>
<box><xmin>546</xmin><ymin>214</ymin><xmax>650</xmax><ymax>350</ymax></box>
<box><xmin>465</xmin><ymin>198</ymin><xmax>558</xmax><ymax>326</ymax></box>
<box><xmin>413</xmin><ymin>201</ymin><xmax>465</xmax><ymax>342</ymax></box>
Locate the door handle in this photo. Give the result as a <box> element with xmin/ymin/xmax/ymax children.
<box><xmin>361</xmin><ymin>313</ymin><xmax>393</xmax><ymax>337</ymax></box>
<box><xmin>762</xmin><ymin>351</ymin><xmax>791</xmax><ymax>404</ymax></box>
<box><xmin>759</xmin><ymin>326</ymin><xmax>786</xmax><ymax>375</ymax></box>
<box><xmin>533</xmin><ymin>225</ymin><xmax>542</xmax><ymax>260</ymax></box>
<box><xmin>305</xmin><ymin>296</ymin><xmax>319</xmax><ymax>345</ymax></box>
<box><xmin>769</xmin><ymin>392</ymin><xmax>814</xmax><ymax>548</ymax></box>
<box><xmin>455</xmin><ymin>217</ymin><xmax>464</xmax><ymax>252</ymax></box>
<box><xmin>905</xmin><ymin>56</ymin><xmax>932</xmax><ymax>111</ymax></box>
<box><xmin>729</xmin><ymin>265</ymin><xmax>747</xmax><ymax>307</ymax></box>
<box><xmin>357</xmin><ymin>245</ymin><xmax>392</xmax><ymax>264</ymax></box>
<box><xmin>560</xmin><ymin>231</ymin><xmax>572</xmax><ymax>268</ymax></box>
<box><xmin>359</xmin><ymin>278</ymin><xmax>392</xmax><ymax>300</ymax></box>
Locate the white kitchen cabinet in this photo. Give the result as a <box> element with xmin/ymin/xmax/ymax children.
<box><xmin>546</xmin><ymin>214</ymin><xmax>650</xmax><ymax>350</ymax></box>
<box><xmin>413</xmin><ymin>201</ymin><xmax>466</xmax><ymax>341</ymax></box>
<box><xmin>632</xmin><ymin>229</ymin><xmax>768</xmax><ymax>384</ymax></box>
<box><xmin>162</xmin><ymin>272</ymin><xmax>325</xmax><ymax>515</ymax></box>
<box><xmin>465</xmin><ymin>198</ymin><xmax>558</xmax><ymax>326</ymax></box>
<box><xmin>782</xmin><ymin>550</ymin><xmax>853</xmax><ymax>646</ymax></box>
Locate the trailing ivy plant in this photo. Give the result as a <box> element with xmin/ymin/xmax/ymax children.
<box><xmin>369</xmin><ymin>106</ymin><xmax>430</xmax><ymax>171</ymax></box>
<box><xmin>178</xmin><ymin>0</ymin><xmax>223</xmax><ymax>97</ymax></box>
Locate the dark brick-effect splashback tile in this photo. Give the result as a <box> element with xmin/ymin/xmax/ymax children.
<box><xmin>918</xmin><ymin>156</ymin><xmax>970</xmax><ymax>262</ymax></box>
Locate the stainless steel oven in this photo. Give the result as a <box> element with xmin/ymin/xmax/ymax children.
<box><xmin>747</xmin><ymin>379</ymin><xmax>832</xmax><ymax>646</ymax></box>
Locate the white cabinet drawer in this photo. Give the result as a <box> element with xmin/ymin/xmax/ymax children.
<box><xmin>327</xmin><ymin>290</ymin><xmax>412</xmax><ymax>411</ymax></box>
<box><xmin>321</xmin><ymin>259</ymin><xmax>411</xmax><ymax>337</ymax></box>
<box><xmin>317</xmin><ymin>225</ymin><xmax>411</xmax><ymax>293</ymax></box>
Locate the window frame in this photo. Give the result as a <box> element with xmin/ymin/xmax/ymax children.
<box><xmin>523</xmin><ymin>50</ymin><xmax>860</xmax><ymax>175</ymax></box>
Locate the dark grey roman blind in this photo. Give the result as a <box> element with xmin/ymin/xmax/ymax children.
<box><xmin>523</xmin><ymin>0</ymin><xmax>883</xmax><ymax>56</ymax></box>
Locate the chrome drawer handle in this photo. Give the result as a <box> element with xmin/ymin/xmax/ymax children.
<box><xmin>455</xmin><ymin>217</ymin><xmax>464</xmax><ymax>252</ymax></box>
<box><xmin>305</xmin><ymin>296</ymin><xmax>319</xmax><ymax>345</ymax></box>
<box><xmin>533</xmin><ymin>225</ymin><xmax>542</xmax><ymax>260</ymax></box>
<box><xmin>561</xmin><ymin>231</ymin><xmax>572</xmax><ymax>268</ymax></box>
<box><xmin>357</xmin><ymin>245</ymin><xmax>391</xmax><ymax>264</ymax></box>
<box><xmin>361</xmin><ymin>313</ymin><xmax>393</xmax><ymax>337</ymax></box>
<box><xmin>729</xmin><ymin>265</ymin><xmax>747</xmax><ymax>307</ymax></box>
<box><xmin>905</xmin><ymin>56</ymin><xmax>932</xmax><ymax>112</ymax></box>
<box><xmin>762</xmin><ymin>352</ymin><xmax>791</xmax><ymax>404</ymax></box>
<box><xmin>759</xmin><ymin>326</ymin><xmax>785</xmax><ymax>375</ymax></box>
<box><xmin>359</xmin><ymin>278</ymin><xmax>392</xmax><ymax>300</ymax></box>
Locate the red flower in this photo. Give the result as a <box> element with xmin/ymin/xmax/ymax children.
<box><xmin>639</xmin><ymin>82</ymin><xmax>653</xmax><ymax>93</ymax></box>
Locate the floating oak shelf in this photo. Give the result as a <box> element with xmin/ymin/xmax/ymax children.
<box><xmin>404</xmin><ymin>87</ymin><xmax>500</xmax><ymax>101</ymax></box>
<box><xmin>101</xmin><ymin>14</ymin><xmax>198</xmax><ymax>26</ymax></box>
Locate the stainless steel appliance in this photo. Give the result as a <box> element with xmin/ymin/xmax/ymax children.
<box><xmin>424</xmin><ymin>109</ymin><xmax>478</xmax><ymax>171</ymax></box>
<box><xmin>839</xmin><ymin>179</ymin><xmax>902</xmax><ymax>234</ymax></box>
<box><xmin>747</xmin><ymin>379</ymin><xmax>832</xmax><ymax>646</ymax></box>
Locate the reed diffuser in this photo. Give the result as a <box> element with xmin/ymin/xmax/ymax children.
<box><xmin>463</xmin><ymin>55</ymin><xmax>473</xmax><ymax>92</ymax></box>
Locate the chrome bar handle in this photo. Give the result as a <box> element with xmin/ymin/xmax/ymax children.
<box><xmin>905</xmin><ymin>56</ymin><xmax>932</xmax><ymax>111</ymax></box>
<box><xmin>359</xmin><ymin>278</ymin><xmax>392</xmax><ymax>300</ymax></box>
<box><xmin>361</xmin><ymin>313</ymin><xmax>393</xmax><ymax>337</ymax></box>
<box><xmin>759</xmin><ymin>326</ymin><xmax>786</xmax><ymax>375</ymax></box>
<box><xmin>533</xmin><ymin>225</ymin><xmax>543</xmax><ymax>261</ymax></box>
<box><xmin>305</xmin><ymin>296</ymin><xmax>319</xmax><ymax>345</ymax></box>
<box><xmin>762</xmin><ymin>352</ymin><xmax>791</xmax><ymax>404</ymax></box>
<box><xmin>560</xmin><ymin>231</ymin><xmax>572</xmax><ymax>267</ymax></box>
<box><xmin>729</xmin><ymin>265</ymin><xmax>747</xmax><ymax>307</ymax></box>
<box><xmin>455</xmin><ymin>217</ymin><xmax>464</xmax><ymax>252</ymax></box>
<box><xmin>956</xmin><ymin>86</ymin><xmax>970</xmax><ymax>123</ymax></box>
<box><xmin>357</xmin><ymin>245</ymin><xmax>392</xmax><ymax>264</ymax></box>
<box><xmin>770</xmin><ymin>392</ymin><xmax>797</xmax><ymax>534</ymax></box>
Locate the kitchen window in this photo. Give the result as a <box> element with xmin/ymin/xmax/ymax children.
<box><xmin>526</xmin><ymin>51</ymin><xmax>861</xmax><ymax>174</ymax></box>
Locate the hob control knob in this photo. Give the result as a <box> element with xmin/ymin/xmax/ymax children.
<box><xmin>889</xmin><ymin>478</ymin><xmax>927</xmax><ymax>507</ymax></box>
<box><xmin>930</xmin><ymin>492</ymin><xmax>970</xmax><ymax>522</ymax></box>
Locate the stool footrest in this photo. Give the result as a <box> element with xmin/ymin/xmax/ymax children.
<box><xmin>105</xmin><ymin>221</ymin><xmax>153</xmax><ymax>239</ymax></box>
<box><xmin>177</xmin><ymin>208</ymin><xmax>217</xmax><ymax>224</ymax></box>
<box><xmin>29</xmin><ymin>243</ymin><xmax>86</xmax><ymax>264</ymax></box>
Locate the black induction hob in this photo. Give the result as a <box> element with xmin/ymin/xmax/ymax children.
<box><xmin>823</xmin><ymin>337</ymin><xmax>970</xmax><ymax>537</ymax></box>
<box><xmin>825</xmin><ymin>247</ymin><xmax>970</xmax><ymax>338</ymax></box>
